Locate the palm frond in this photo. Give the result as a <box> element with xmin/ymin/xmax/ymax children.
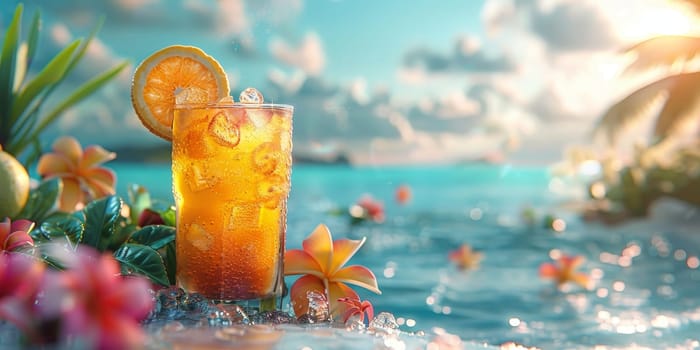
<box><xmin>653</xmin><ymin>71</ymin><xmax>700</xmax><ymax>141</ymax></box>
<box><xmin>594</xmin><ymin>72</ymin><xmax>700</xmax><ymax>147</ymax></box>
<box><xmin>623</xmin><ymin>35</ymin><xmax>700</xmax><ymax>75</ymax></box>
<box><xmin>593</xmin><ymin>76</ymin><xmax>674</xmax><ymax>146</ymax></box>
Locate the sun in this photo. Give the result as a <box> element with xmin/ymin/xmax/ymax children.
<box><xmin>644</xmin><ymin>6</ymin><xmax>694</xmax><ymax>36</ymax></box>
<box><xmin>621</xmin><ymin>4</ymin><xmax>697</xmax><ymax>41</ymax></box>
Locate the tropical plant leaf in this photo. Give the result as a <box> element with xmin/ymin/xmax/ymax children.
<box><xmin>81</xmin><ymin>195</ymin><xmax>123</xmax><ymax>251</ymax></box>
<box><xmin>623</xmin><ymin>35</ymin><xmax>700</xmax><ymax>75</ymax></box>
<box><xmin>128</xmin><ymin>225</ymin><xmax>176</xmax><ymax>250</ymax></box>
<box><xmin>151</xmin><ymin>201</ymin><xmax>176</xmax><ymax>227</ymax></box>
<box><xmin>10</xmin><ymin>39</ymin><xmax>81</xmax><ymax>121</ymax></box>
<box><xmin>15</xmin><ymin>177</ymin><xmax>61</xmax><ymax>222</ymax></box>
<box><xmin>165</xmin><ymin>241</ymin><xmax>176</xmax><ymax>285</ymax></box>
<box><xmin>26</xmin><ymin>61</ymin><xmax>129</xmax><ymax>146</ymax></box>
<box><xmin>113</xmin><ymin>243</ymin><xmax>170</xmax><ymax>286</ymax></box>
<box><xmin>36</xmin><ymin>214</ymin><xmax>85</xmax><ymax>249</ymax></box>
<box><xmin>0</xmin><ymin>4</ymin><xmax>22</xmax><ymax>135</ymax></box>
<box><xmin>24</xmin><ymin>10</ymin><xmax>41</xmax><ymax>73</ymax></box>
<box><xmin>593</xmin><ymin>75</ymin><xmax>674</xmax><ymax>146</ymax></box>
<box><xmin>653</xmin><ymin>72</ymin><xmax>700</xmax><ymax>141</ymax></box>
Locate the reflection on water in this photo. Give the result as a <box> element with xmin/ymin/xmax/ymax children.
<box><xmin>114</xmin><ymin>163</ymin><xmax>700</xmax><ymax>349</ymax></box>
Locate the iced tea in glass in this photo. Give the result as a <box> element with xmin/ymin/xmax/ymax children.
<box><xmin>171</xmin><ymin>101</ymin><xmax>293</xmax><ymax>306</ymax></box>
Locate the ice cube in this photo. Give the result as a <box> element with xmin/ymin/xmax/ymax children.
<box><xmin>207</xmin><ymin>304</ymin><xmax>249</xmax><ymax>326</ymax></box>
<box><xmin>175</xmin><ymin>86</ymin><xmax>209</xmax><ymax>105</ymax></box>
<box><xmin>248</xmin><ymin>109</ymin><xmax>272</xmax><ymax>128</ymax></box>
<box><xmin>258</xmin><ymin>175</ymin><xmax>289</xmax><ymax>208</ymax></box>
<box><xmin>186</xmin><ymin>223</ymin><xmax>213</xmax><ymax>252</ymax></box>
<box><xmin>188</xmin><ymin>165</ymin><xmax>220</xmax><ymax>192</ymax></box>
<box><xmin>227</xmin><ymin>203</ymin><xmax>261</xmax><ymax>230</ymax></box>
<box><xmin>239</xmin><ymin>87</ymin><xmax>264</xmax><ymax>104</ymax></box>
<box><xmin>306</xmin><ymin>290</ymin><xmax>330</xmax><ymax>323</ymax></box>
<box><xmin>208</xmin><ymin>111</ymin><xmax>241</xmax><ymax>147</ymax></box>
<box><xmin>252</xmin><ymin>142</ymin><xmax>279</xmax><ymax>175</ymax></box>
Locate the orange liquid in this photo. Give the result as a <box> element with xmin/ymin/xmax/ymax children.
<box><xmin>172</xmin><ymin>105</ymin><xmax>292</xmax><ymax>301</ymax></box>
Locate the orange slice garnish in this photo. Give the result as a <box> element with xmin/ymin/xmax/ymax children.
<box><xmin>131</xmin><ymin>45</ymin><xmax>230</xmax><ymax>141</ymax></box>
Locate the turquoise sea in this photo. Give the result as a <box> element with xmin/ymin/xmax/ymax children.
<box><xmin>114</xmin><ymin>163</ymin><xmax>700</xmax><ymax>349</ymax></box>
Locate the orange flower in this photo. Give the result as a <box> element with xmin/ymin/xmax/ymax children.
<box><xmin>395</xmin><ymin>184</ymin><xmax>412</xmax><ymax>205</ymax></box>
<box><xmin>448</xmin><ymin>244</ymin><xmax>482</xmax><ymax>270</ymax></box>
<box><xmin>284</xmin><ymin>224</ymin><xmax>381</xmax><ymax>318</ymax></box>
<box><xmin>539</xmin><ymin>253</ymin><xmax>591</xmax><ymax>290</ymax></box>
<box><xmin>37</xmin><ymin>136</ymin><xmax>116</xmax><ymax>212</ymax></box>
<box><xmin>338</xmin><ymin>296</ymin><xmax>374</xmax><ymax>325</ymax></box>
<box><xmin>0</xmin><ymin>218</ymin><xmax>34</xmax><ymax>253</ymax></box>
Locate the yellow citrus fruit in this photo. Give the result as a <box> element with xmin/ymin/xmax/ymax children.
<box><xmin>131</xmin><ymin>45</ymin><xmax>230</xmax><ymax>141</ymax></box>
<box><xmin>0</xmin><ymin>147</ymin><xmax>30</xmax><ymax>219</ymax></box>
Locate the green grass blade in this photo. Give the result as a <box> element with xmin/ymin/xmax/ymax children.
<box><xmin>31</xmin><ymin>60</ymin><xmax>129</xmax><ymax>139</ymax></box>
<box><xmin>25</xmin><ymin>10</ymin><xmax>42</xmax><ymax>72</ymax></box>
<box><xmin>0</xmin><ymin>4</ymin><xmax>23</xmax><ymax>140</ymax></box>
<box><xmin>10</xmin><ymin>39</ymin><xmax>81</xmax><ymax>122</ymax></box>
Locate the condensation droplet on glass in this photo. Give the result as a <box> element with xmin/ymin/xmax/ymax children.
<box><xmin>240</xmin><ymin>87</ymin><xmax>264</xmax><ymax>104</ymax></box>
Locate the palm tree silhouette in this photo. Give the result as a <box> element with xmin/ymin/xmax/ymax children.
<box><xmin>586</xmin><ymin>1</ymin><xmax>700</xmax><ymax>220</ymax></box>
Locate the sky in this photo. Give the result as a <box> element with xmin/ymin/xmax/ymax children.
<box><xmin>2</xmin><ymin>0</ymin><xmax>698</xmax><ymax>165</ymax></box>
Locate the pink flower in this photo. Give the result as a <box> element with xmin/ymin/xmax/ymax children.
<box><xmin>0</xmin><ymin>253</ymin><xmax>45</xmax><ymax>339</ymax></box>
<box><xmin>37</xmin><ymin>136</ymin><xmax>116</xmax><ymax>212</ymax></box>
<box><xmin>0</xmin><ymin>217</ymin><xmax>34</xmax><ymax>253</ymax></box>
<box><xmin>285</xmin><ymin>224</ymin><xmax>381</xmax><ymax>319</ymax></box>
<box><xmin>50</xmin><ymin>247</ymin><xmax>154</xmax><ymax>349</ymax></box>
<box><xmin>338</xmin><ymin>296</ymin><xmax>374</xmax><ymax>325</ymax></box>
<box><xmin>349</xmin><ymin>195</ymin><xmax>385</xmax><ymax>223</ymax></box>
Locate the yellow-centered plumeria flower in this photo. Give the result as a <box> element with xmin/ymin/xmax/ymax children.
<box><xmin>284</xmin><ymin>224</ymin><xmax>381</xmax><ymax>318</ymax></box>
<box><xmin>37</xmin><ymin>136</ymin><xmax>116</xmax><ymax>212</ymax></box>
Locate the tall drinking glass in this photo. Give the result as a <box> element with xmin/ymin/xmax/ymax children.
<box><xmin>171</xmin><ymin>102</ymin><xmax>293</xmax><ymax>308</ymax></box>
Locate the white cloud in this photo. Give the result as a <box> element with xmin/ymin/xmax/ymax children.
<box><xmin>269</xmin><ymin>32</ymin><xmax>326</xmax><ymax>76</ymax></box>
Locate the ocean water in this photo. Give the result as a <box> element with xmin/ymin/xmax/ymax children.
<box><xmin>114</xmin><ymin>163</ymin><xmax>700</xmax><ymax>349</ymax></box>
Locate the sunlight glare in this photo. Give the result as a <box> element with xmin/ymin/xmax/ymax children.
<box><xmin>626</xmin><ymin>6</ymin><xmax>694</xmax><ymax>40</ymax></box>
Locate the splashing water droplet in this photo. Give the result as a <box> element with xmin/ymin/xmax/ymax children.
<box><xmin>240</xmin><ymin>87</ymin><xmax>264</xmax><ymax>104</ymax></box>
<box><xmin>368</xmin><ymin>312</ymin><xmax>399</xmax><ymax>333</ymax></box>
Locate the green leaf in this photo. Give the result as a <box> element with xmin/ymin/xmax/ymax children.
<box><xmin>0</xmin><ymin>4</ymin><xmax>22</xmax><ymax>134</ymax></box>
<box><xmin>37</xmin><ymin>214</ymin><xmax>85</xmax><ymax>249</ymax></box>
<box><xmin>128</xmin><ymin>225</ymin><xmax>175</xmax><ymax>250</ymax></box>
<box><xmin>15</xmin><ymin>177</ymin><xmax>61</xmax><ymax>222</ymax></box>
<box><xmin>113</xmin><ymin>243</ymin><xmax>170</xmax><ymax>286</ymax></box>
<box><xmin>165</xmin><ymin>241</ymin><xmax>176</xmax><ymax>285</ymax></box>
<box><xmin>151</xmin><ymin>201</ymin><xmax>177</xmax><ymax>227</ymax></box>
<box><xmin>28</xmin><ymin>61</ymin><xmax>129</xmax><ymax>143</ymax></box>
<box><xmin>10</xmin><ymin>39</ymin><xmax>81</xmax><ymax>121</ymax></box>
<box><xmin>82</xmin><ymin>195</ymin><xmax>122</xmax><ymax>251</ymax></box>
<box><xmin>24</xmin><ymin>10</ymin><xmax>41</xmax><ymax>73</ymax></box>
<box><xmin>104</xmin><ymin>219</ymin><xmax>138</xmax><ymax>252</ymax></box>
